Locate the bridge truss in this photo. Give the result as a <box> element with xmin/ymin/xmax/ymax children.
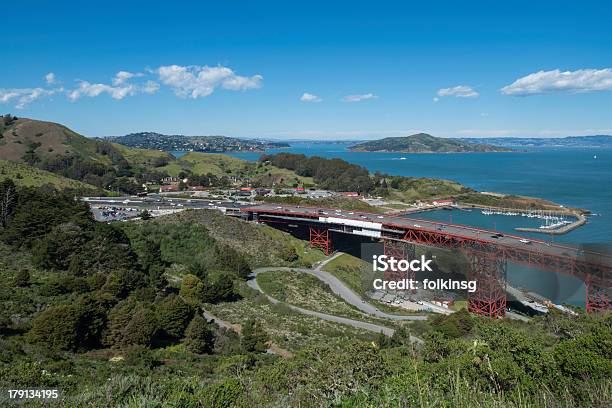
<box><xmin>246</xmin><ymin>207</ymin><xmax>611</xmax><ymax>317</ymax></box>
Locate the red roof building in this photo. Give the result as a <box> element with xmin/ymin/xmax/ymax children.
<box><xmin>160</xmin><ymin>185</ymin><xmax>180</xmax><ymax>192</ymax></box>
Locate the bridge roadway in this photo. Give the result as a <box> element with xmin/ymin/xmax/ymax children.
<box><xmin>242</xmin><ymin>203</ymin><xmax>612</xmax><ymax>286</ymax></box>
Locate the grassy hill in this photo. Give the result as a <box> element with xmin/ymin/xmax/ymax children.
<box><xmin>0</xmin><ymin>115</ymin><xmax>308</xmax><ymax>192</ymax></box>
<box><xmin>349</xmin><ymin>133</ymin><xmax>511</xmax><ymax>153</ymax></box>
<box><xmin>0</xmin><ymin>159</ymin><xmax>103</xmax><ymax>193</ymax></box>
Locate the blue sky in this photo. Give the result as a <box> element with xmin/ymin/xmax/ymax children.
<box><xmin>1</xmin><ymin>0</ymin><xmax>611</xmax><ymax>139</ymax></box>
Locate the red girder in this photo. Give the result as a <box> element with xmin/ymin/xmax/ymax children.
<box><xmin>586</xmin><ymin>278</ymin><xmax>611</xmax><ymax>313</ymax></box>
<box><xmin>466</xmin><ymin>249</ymin><xmax>507</xmax><ymax>318</ymax></box>
<box><xmin>309</xmin><ymin>226</ymin><xmax>331</xmax><ymax>255</ymax></box>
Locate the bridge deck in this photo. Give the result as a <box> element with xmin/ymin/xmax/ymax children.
<box><xmin>243</xmin><ymin>204</ymin><xmax>612</xmax><ymax>273</ymax></box>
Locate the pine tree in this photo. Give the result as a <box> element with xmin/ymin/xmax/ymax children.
<box><xmin>241</xmin><ymin>319</ymin><xmax>269</xmax><ymax>353</ymax></box>
<box><xmin>184</xmin><ymin>315</ymin><xmax>215</xmax><ymax>354</ymax></box>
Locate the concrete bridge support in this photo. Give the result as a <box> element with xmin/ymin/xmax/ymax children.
<box><xmin>467</xmin><ymin>250</ymin><xmax>507</xmax><ymax>318</ymax></box>
<box><xmin>309</xmin><ymin>226</ymin><xmax>331</xmax><ymax>255</ymax></box>
<box><xmin>383</xmin><ymin>239</ymin><xmax>416</xmax><ymax>283</ymax></box>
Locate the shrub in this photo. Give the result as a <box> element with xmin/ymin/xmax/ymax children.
<box><xmin>13</xmin><ymin>269</ymin><xmax>30</xmax><ymax>287</ymax></box>
<box><xmin>27</xmin><ymin>305</ymin><xmax>81</xmax><ymax>351</ymax></box>
<box><xmin>122</xmin><ymin>345</ymin><xmax>159</xmax><ymax>369</ymax></box>
<box><xmin>180</xmin><ymin>274</ymin><xmax>204</xmax><ymax>306</ymax></box>
<box><xmin>106</xmin><ymin>298</ymin><xmax>157</xmax><ymax>348</ymax></box>
<box><xmin>241</xmin><ymin>319</ymin><xmax>269</xmax><ymax>353</ymax></box>
<box><xmin>155</xmin><ymin>294</ymin><xmax>194</xmax><ymax>339</ymax></box>
<box><xmin>183</xmin><ymin>315</ymin><xmax>214</xmax><ymax>354</ymax></box>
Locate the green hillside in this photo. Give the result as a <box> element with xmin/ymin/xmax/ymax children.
<box><xmin>0</xmin><ymin>159</ymin><xmax>102</xmax><ymax>193</ymax></box>
<box><xmin>349</xmin><ymin>133</ymin><xmax>511</xmax><ymax>153</ymax></box>
<box><xmin>0</xmin><ymin>115</ymin><xmax>308</xmax><ymax>192</ymax></box>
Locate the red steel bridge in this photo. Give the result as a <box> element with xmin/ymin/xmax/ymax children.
<box><xmin>242</xmin><ymin>203</ymin><xmax>612</xmax><ymax>318</ymax></box>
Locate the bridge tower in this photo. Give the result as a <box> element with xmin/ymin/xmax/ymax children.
<box><xmin>467</xmin><ymin>249</ymin><xmax>507</xmax><ymax>318</ymax></box>
<box><xmin>383</xmin><ymin>239</ymin><xmax>416</xmax><ymax>284</ymax></box>
<box><xmin>586</xmin><ymin>278</ymin><xmax>611</xmax><ymax>313</ymax></box>
<box><xmin>309</xmin><ymin>226</ymin><xmax>331</xmax><ymax>255</ymax></box>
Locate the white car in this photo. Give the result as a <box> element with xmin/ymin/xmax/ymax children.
<box><xmin>519</xmin><ymin>239</ymin><xmax>531</xmax><ymax>244</ymax></box>
<box><xmin>377</xmin><ymin>216</ymin><xmax>384</xmax><ymax>219</ymax></box>
<box><xmin>413</xmin><ymin>224</ymin><xmax>422</xmax><ymax>228</ymax></box>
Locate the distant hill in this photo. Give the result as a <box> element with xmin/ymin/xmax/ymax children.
<box><xmin>106</xmin><ymin>132</ymin><xmax>289</xmax><ymax>152</ymax></box>
<box><xmin>349</xmin><ymin>133</ymin><xmax>510</xmax><ymax>153</ymax></box>
<box><xmin>459</xmin><ymin>135</ymin><xmax>612</xmax><ymax>148</ymax></box>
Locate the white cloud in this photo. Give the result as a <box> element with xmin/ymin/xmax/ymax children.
<box><xmin>112</xmin><ymin>71</ymin><xmax>143</xmax><ymax>85</ymax></box>
<box><xmin>68</xmin><ymin>71</ymin><xmax>159</xmax><ymax>101</ymax></box>
<box><xmin>437</xmin><ymin>85</ymin><xmax>479</xmax><ymax>98</ymax></box>
<box><xmin>0</xmin><ymin>88</ymin><xmax>56</xmax><ymax>109</ymax></box>
<box><xmin>300</xmin><ymin>92</ymin><xmax>322</xmax><ymax>102</ymax></box>
<box><xmin>432</xmin><ymin>97</ymin><xmax>439</xmax><ymax>103</ymax></box>
<box><xmin>501</xmin><ymin>68</ymin><xmax>612</xmax><ymax>96</ymax></box>
<box><xmin>142</xmin><ymin>80</ymin><xmax>160</xmax><ymax>94</ymax></box>
<box><xmin>156</xmin><ymin>64</ymin><xmax>263</xmax><ymax>98</ymax></box>
<box><xmin>342</xmin><ymin>93</ymin><xmax>377</xmax><ymax>102</ymax></box>
<box><xmin>45</xmin><ymin>72</ymin><xmax>56</xmax><ymax>85</ymax></box>
<box><xmin>68</xmin><ymin>81</ymin><xmax>137</xmax><ymax>101</ymax></box>
<box><xmin>1</xmin><ymin>65</ymin><xmax>258</xmax><ymax>107</ymax></box>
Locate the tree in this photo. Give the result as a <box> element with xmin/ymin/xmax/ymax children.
<box><xmin>31</xmin><ymin>223</ymin><xmax>87</xmax><ymax>271</ymax></box>
<box><xmin>180</xmin><ymin>274</ymin><xmax>204</xmax><ymax>306</ymax></box>
<box><xmin>241</xmin><ymin>319</ymin><xmax>269</xmax><ymax>353</ymax></box>
<box><xmin>184</xmin><ymin>315</ymin><xmax>215</xmax><ymax>354</ymax></box>
<box><xmin>101</xmin><ymin>269</ymin><xmax>146</xmax><ymax>299</ymax></box>
<box><xmin>155</xmin><ymin>294</ymin><xmax>194</xmax><ymax>339</ymax></box>
<box><xmin>139</xmin><ymin>209</ymin><xmax>152</xmax><ymax>220</ymax></box>
<box><xmin>13</xmin><ymin>269</ymin><xmax>30</xmax><ymax>287</ymax></box>
<box><xmin>138</xmin><ymin>239</ymin><xmax>167</xmax><ymax>289</ymax></box>
<box><xmin>27</xmin><ymin>305</ymin><xmax>81</xmax><ymax>351</ymax></box>
<box><xmin>123</xmin><ymin>307</ymin><xmax>157</xmax><ymax>346</ymax></box>
<box><xmin>106</xmin><ymin>299</ymin><xmax>157</xmax><ymax>348</ymax></box>
<box><xmin>0</xmin><ymin>311</ymin><xmax>11</xmax><ymax>332</ymax></box>
<box><xmin>0</xmin><ymin>178</ymin><xmax>16</xmax><ymax>229</ymax></box>
<box><xmin>201</xmin><ymin>273</ymin><xmax>236</xmax><ymax>304</ymax></box>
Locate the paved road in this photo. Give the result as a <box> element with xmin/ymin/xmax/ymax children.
<box><xmin>248</xmin><ymin>257</ymin><xmax>426</xmax><ymax>342</ymax></box>
<box><xmin>251</xmin><ymin>263</ymin><xmax>426</xmax><ymax>321</ymax></box>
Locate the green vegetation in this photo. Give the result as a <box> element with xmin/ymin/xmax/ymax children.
<box><xmin>322</xmin><ymin>253</ymin><xmax>372</xmax><ymax>295</ymax></box>
<box><xmin>0</xmin><ymin>116</ymin><xmax>308</xmax><ymax>194</ymax></box>
<box><xmin>457</xmin><ymin>191</ymin><xmax>578</xmax><ymax>213</ymax></box>
<box><xmin>261</xmin><ymin>152</ymin><xmax>473</xmax><ymax>201</ymax></box>
<box><xmin>349</xmin><ymin>132</ymin><xmax>511</xmax><ymax>152</ymax></box>
<box><xmin>0</xmin><ymin>178</ymin><xmax>609</xmax><ymax>407</ymax></box>
<box><xmin>0</xmin><ymin>159</ymin><xmax>102</xmax><ymax>193</ymax></box>
<box><xmin>148</xmin><ymin>209</ymin><xmax>324</xmax><ymax>268</ymax></box>
<box><xmin>256</xmin><ymin>270</ymin><xmax>393</xmax><ymax>326</ymax></box>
